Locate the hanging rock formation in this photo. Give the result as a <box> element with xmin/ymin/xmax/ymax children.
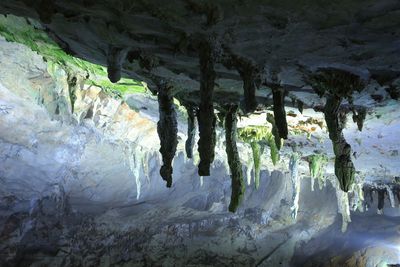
<box><xmin>157</xmin><ymin>84</ymin><xmax>178</xmax><ymax>187</ymax></box>
<box><xmin>107</xmin><ymin>45</ymin><xmax>127</xmax><ymax>83</ymax></box>
<box><xmin>224</xmin><ymin>54</ymin><xmax>260</xmax><ymax>113</ymax></box>
<box><xmin>185</xmin><ymin>106</ymin><xmax>197</xmax><ymax>159</ymax></box>
<box><xmin>225</xmin><ymin>104</ymin><xmax>245</xmax><ymax>212</ymax></box>
<box><xmin>272</xmin><ymin>87</ymin><xmax>288</xmax><ymax>139</ymax></box>
<box><xmin>197</xmin><ymin>40</ymin><xmax>217</xmax><ymax>176</ymax></box>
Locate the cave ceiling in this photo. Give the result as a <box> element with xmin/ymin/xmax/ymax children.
<box><xmin>1</xmin><ymin>0</ymin><xmax>399</xmax><ymax>108</ymax></box>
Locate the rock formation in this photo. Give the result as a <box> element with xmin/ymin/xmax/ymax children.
<box><xmin>157</xmin><ymin>84</ymin><xmax>178</xmax><ymax>187</ymax></box>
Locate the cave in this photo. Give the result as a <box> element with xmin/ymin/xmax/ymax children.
<box><xmin>0</xmin><ymin>1</ymin><xmax>400</xmax><ymax>266</ymax></box>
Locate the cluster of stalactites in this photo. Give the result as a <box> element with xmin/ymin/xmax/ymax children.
<box><xmin>157</xmin><ymin>86</ymin><xmax>178</xmax><ymax>188</ymax></box>
<box><xmin>123</xmin><ymin>143</ymin><xmax>151</xmax><ymax>200</ymax></box>
<box><xmin>224</xmin><ymin>104</ymin><xmax>245</xmax><ymax>212</ymax></box>
<box><xmin>363</xmin><ymin>183</ymin><xmax>400</xmax><ymax>214</ymax></box>
<box><xmin>307</xmin><ymin>67</ymin><xmax>366</xmax><ymax>192</ymax></box>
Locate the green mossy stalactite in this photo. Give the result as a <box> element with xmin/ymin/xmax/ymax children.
<box><xmin>225</xmin><ymin>105</ymin><xmax>245</xmax><ymax>213</ymax></box>
<box><xmin>238</xmin><ymin>126</ymin><xmax>280</xmax><ymax>166</ymax></box>
<box><xmin>197</xmin><ymin>41</ymin><xmax>216</xmax><ymax>176</ymax></box>
<box><xmin>157</xmin><ymin>87</ymin><xmax>178</xmax><ymax>188</ymax></box>
<box><xmin>267</xmin><ymin>113</ymin><xmax>283</xmax><ymax>151</ymax></box>
<box><xmin>272</xmin><ymin>87</ymin><xmax>288</xmax><ymax>139</ymax></box>
<box><xmin>308</xmin><ymin>154</ymin><xmax>328</xmax><ymax>179</ymax></box>
<box><xmin>325</xmin><ymin>95</ymin><xmax>355</xmax><ymax>192</ymax></box>
<box><xmin>250</xmin><ymin>142</ymin><xmax>261</xmax><ymax>189</ymax></box>
<box><xmin>185</xmin><ymin>106</ymin><xmax>197</xmax><ymax>159</ymax></box>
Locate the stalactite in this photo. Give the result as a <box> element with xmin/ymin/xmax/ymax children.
<box><xmin>124</xmin><ymin>144</ymin><xmax>143</xmax><ymax>200</ymax></box>
<box><xmin>107</xmin><ymin>45</ymin><xmax>127</xmax><ymax>83</ymax></box>
<box><xmin>225</xmin><ymin>104</ymin><xmax>245</xmax><ymax>213</ymax></box>
<box><xmin>351</xmin><ymin>182</ymin><xmax>364</xmax><ymax>212</ymax></box>
<box><xmin>272</xmin><ymin>87</ymin><xmax>288</xmax><ymax>139</ymax></box>
<box><xmin>336</xmin><ymin>189</ymin><xmax>351</xmax><ymax>233</ymax></box>
<box><xmin>36</xmin><ymin>0</ymin><xmax>56</xmax><ymax>24</ymax></box>
<box><xmin>324</xmin><ymin>95</ymin><xmax>355</xmax><ymax>192</ymax></box>
<box><xmin>241</xmin><ymin>70</ymin><xmax>258</xmax><ymax>113</ymax></box>
<box><xmin>197</xmin><ymin>41</ymin><xmax>216</xmax><ymax>176</ymax></box>
<box><xmin>308</xmin><ymin>154</ymin><xmax>328</xmax><ymax>190</ymax></box>
<box><xmin>67</xmin><ymin>74</ymin><xmax>78</xmax><ymax>114</ymax></box>
<box><xmin>157</xmin><ymin>86</ymin><xmax>178</xmax><ymax>188</ymax></box>
<box><xmin>246</xmin><ymin>155</ymin><xmax>254</xmax><ymax>186</ymax></box>
<box><xmin>185</xmin><ymin>106</ymin><xmax>197</xmax><ymax>159</ymax></box>
<box><xmin>142</xmin><ymin>151</ymin><xmax>150</xmax><ymax>183</ymax></box>
<box><xmin>289</xmin><ymin>152</ymin><xmax>301</xmax><ymax>220</ymax></box>
<box><xmin>224</xmin><ymin>54</ymin><xmax>260</xmax><ymax>113</ymax></box>
<box><xmin>250</xmin><ymin>142</ymin><xmax>261</xmax><ymax>189</ymax></box>
<box><xmin>377</xmin><ymin>189</ymin><xmax>385</xmax><ymax>214</ymax></box>
<box><xmin>385</xmin><ymin>184</ymin><xmax>395</xmax><ymax>208</ymax></box>
<box><xmin>297</xmin><ymin>100</ymin><xmax>304</xmax><ymax>114</ymax></box>
<box><xmin>306</xmin><ymin>67</ymin><xmax>366</xmax><ymax>192</ymax></box>
<box><xmin>352</xmin><ymin>107</ymin><xmax>367</xmax><ymax>131</ymax></box>
<box><xmin>266</xmin><ymin>113</ymin><xmax>283</xmax><ymax>151</ymax></box>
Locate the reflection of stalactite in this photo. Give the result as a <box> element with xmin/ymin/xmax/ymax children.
<box><xmin>157</xmin><ymin>87</ymin><xmax>178</xmax><ymax>187</ymax></box>
<box><xmin>197</xmin><ymin>41</ymin><xmax>216</xmax><ymax>176</ymax></box>
<box><xmin>272</xmin><ymin>87</ymin><xmax>288</xmax><ymax>139</ymax></box>
<box><xmin>185</xmin><ymin>106</ymin><xmax>197</xmax><ymax>159</ymax></box>
<box><xmin>324</xmin><ymin>95</ymin><xmax>355</xmax><ymax>192</ymax></box>
<box><xmin>225</xmin><ymin>105</ymin><xmax>245</xmax><ymax>213</ymax></box>
<box><xmin>107</xmin><ymin>46</ymin><xmax>127</xmax><ymax>83</ymax></box>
